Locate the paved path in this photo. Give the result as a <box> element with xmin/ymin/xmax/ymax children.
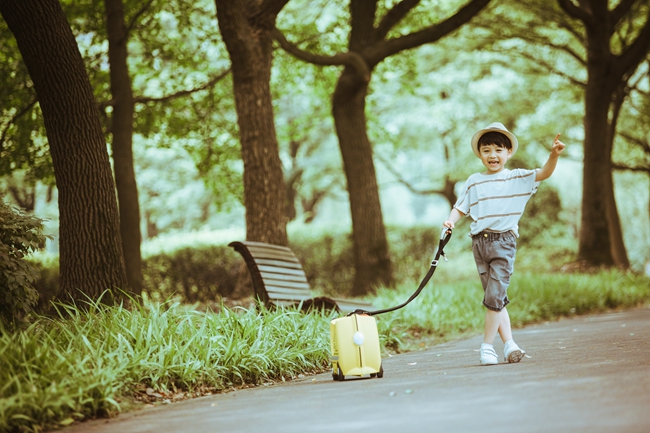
<box><xmin>66</xmin><ymin>307</ymin><xmax>650</xmax><ymax>433</ymax></box>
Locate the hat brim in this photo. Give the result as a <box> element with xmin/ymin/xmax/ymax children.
<box><xmin>471</xmin><ymin>126</ymin><xmax>518</xmax><ymax>158</ymax></box>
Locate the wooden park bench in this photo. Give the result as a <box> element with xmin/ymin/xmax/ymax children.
<box><xmin>228</xmin><ymin>241</ymin><xmax>374</xmax><ymax>314</ymax></box>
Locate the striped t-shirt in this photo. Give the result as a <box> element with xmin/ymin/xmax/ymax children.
<box><xmin>453</xmin><ymin>168</ymin><xmax>540</xmax><ymax>237</ymax></box>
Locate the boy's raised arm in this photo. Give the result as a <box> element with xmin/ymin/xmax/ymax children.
<box><xmin>536</xmin><ymin>133</ymin><xmax>566</xmax><ymax>182</ymax></box>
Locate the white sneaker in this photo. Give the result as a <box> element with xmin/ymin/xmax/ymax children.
<box><xmin>480</xmin><ymin>345</ymin><xmax>498</xmax><ymax>365</ymax></box>
<box><xmin>504</xmin><ymin>340</ymin><xmax>525</xmax><ymax>363</ymax></box>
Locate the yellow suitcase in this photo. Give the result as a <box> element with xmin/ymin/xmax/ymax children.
<box><xmin>329</xmin><ymin>229</ymin><xmax>452</xmax><ymax>381</ymax></box>
<box><xmin>330</xmin><ymin>313</ymin><xmax>383</xmax><ymax>381</ymax></box>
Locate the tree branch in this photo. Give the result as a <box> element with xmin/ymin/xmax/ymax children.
<box><xmin>611</xmin><ymin>0</ymin><xmax>637</xmax><ymax>26</ymax></box>
<box><xmin>253</xmin><ymin>0</ymin><xmax>291</xmax><ymax>25</ymax></box>
<box><xmin>272</xmin><ymin>28</ymin><xmax>370</xmax><ymax>81</ymax></box>
<box><xmin>557</xmin><ymin>0</ymin><xmax>593</xmax><ymax>27</ymax></box>
<box><xmin>614</xmin><ymin>9</ymin><xmax>650</xmax><ymax>80</ymax></box>
<box><xmin>612</xmin><ymin>162</ymin><xmax>650</xmax><ymax>173</ymax></box>
<box><xmin>101</xmin><ymin>68</ymin><xmax>231</xmax><ymax>107</ymax></box>
<box><xmin>376</xmin><ymin>153</ymin><xmax>442</xmax><ymax>195</ymax></box>
<box><xmin>556</xmin><ymin>15</ymin><xmax>585</xmax><ymax>45</ymax></box>
<box><xmin>374</xmin><ymin>0</ymin><xmax>420</xmax><ymax>41</ymax></box>
<box><xmin>365</xmin><ymin>0</ymin><xmax>491</xmax><ymax>64</ymax></box>
<box><xmin>125</xmin><ymin>0</ymin><xmax>155</xmax><ymax>37</ymax></box>
<box><xmin>618</xmin><ymin>130</ymin><xmax>650</xmax><ymax>155</ymax></box>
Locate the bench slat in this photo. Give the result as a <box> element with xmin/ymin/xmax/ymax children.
<box><xmin>258</xmin><ymin>266</ymin><xmax>307</xmax><ymax>279</ymax></box>
<box><xmin>228</xmin><ymin>240</ymin><xmax>375</xmax><ymax>314</ymax></box>
<box><xmin>260</xmin><ymin>272</ymin><xmax>309</xmax><ymax>288</ymax></box>
<box><xmin>265</xmin><ymin>286</ymin><xmax>312</xmax><ymax>298</ymax></box>
<box><xmin>262</xmin><ymin>279</ymin><xmax>311</xmax><ymax>291</ymax></box>
<box><xmin>245</xmin><ymin>247</ymin><xmax>299</xmax><ymax>263</ymax></box>
<box><xmin>254</xmin><ymin>258</ymin><xmax>303</xmax><ymax>270</ymax></box>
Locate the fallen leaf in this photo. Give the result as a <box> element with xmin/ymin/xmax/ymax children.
<box><xmin>59</xmin><ymin>418</ymin><xmax>74</xmax><ymax>426</ymax></box>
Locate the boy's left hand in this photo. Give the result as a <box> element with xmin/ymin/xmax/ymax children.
<box><xmin>552</xmin><ymin>133</ymin><xmax>566</xmax><ymax>156</ymax></box>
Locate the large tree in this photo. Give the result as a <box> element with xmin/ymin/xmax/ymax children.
<box><xmin>2</xmin><ymin>0</ymin><xmax>232</xmax><ymax>296</ymax></box>
<box><xmin>481</xmin><ymin>0</ymin><xmax>650</xmax><ymax>268</ymax></box>
<box><xmin>214</xmin><ymin>0</ymin><xmax>289</xmax><ymax>246</ymax></box>
<box><xmin>275</xmin><ymin>0</ymin><xmax>492</xmax><ymax>295</ymax></box>
<box><xmin>105</xmin><ymin>0</ymin><xmax>142</xmax><ymax>294</ymax></box>
<box><xmin>0</xmin><ymin>0</ymin><xmax>129</xmax><ymax>299</ymax></box>
<box><xmin>558</xmin><ymin>0</ymin><xmax>650</xmax><ymax>268</ymax></box>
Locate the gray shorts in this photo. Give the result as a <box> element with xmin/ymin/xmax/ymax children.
<box><xmin>471</xmin><ymin>231</ymin><xmax>517</xmax><ymax>312</ymax></box>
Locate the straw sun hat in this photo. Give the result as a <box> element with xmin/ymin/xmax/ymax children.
<box><xmin>470</xmin><ymin>122</ymin><xmax>518</xmax><ymax>158</ymax></box>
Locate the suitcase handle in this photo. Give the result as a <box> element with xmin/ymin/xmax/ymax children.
<box><xmin>348</xmin><ymin>228</ymin><xmax>452</xmax><ymax>317</ymax></box>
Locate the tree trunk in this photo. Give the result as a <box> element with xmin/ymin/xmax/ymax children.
<box><xmin>273</xmin><ymin>0</ymin><xmax>491</xmax><ymax>296</ymax></box>
<box><xmin>0</xmin><ymin>0</ymin><xmax>129</xmax><ymax>299</ymax></box>
<box><xmin>105</xmin><ymin>0</ymin><xmax>143</xmax><ymax>295</ymax></box>
<box><xmin>558</xmin><ymin>0</ymin><xmax>650</xmax><ymax>269</ymax></box>
<box><xmin>333</xmin><ymin>67</ymin><xmax>393</xmax><ymax>296</ymax></box>
<box><xmin>605</xmin><ymin>84</ymin><xmax>630</xmax><ymax>268</ymax></box>
<box><xmin>215</xmin><ymin>0</ymin><xmax>288</xmax><ymax>247</ymax></box>
<box><xmin>579</xmin><ymin>70</ymin><xmax>615</xmax><ymax>266</ymax></box>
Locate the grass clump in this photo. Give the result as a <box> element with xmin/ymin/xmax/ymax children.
<box><xmin>3</xmin><ymin>242</ymin><xmax>649</xmax><ymax>432</ymax></box>
<box><xmin>0</xmin><ymin>299</ymin><xmax>333</xmax><ymax>433</ymax></box>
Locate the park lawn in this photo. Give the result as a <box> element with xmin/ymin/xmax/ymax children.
<box><xmin>2</xmin><ymin>266</ymin><xmax>649</xmax><ymax>433</ymax></box>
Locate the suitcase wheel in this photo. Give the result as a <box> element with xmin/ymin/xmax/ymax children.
<box><xmin>332</xmin><ymin>365</ymin><xmax>345</xmax><ymax>381</ymax></box>
<box><xmin>337</xmin><ymin>365</ymin><xmax>345</xmax><ymax>381</ymax></box>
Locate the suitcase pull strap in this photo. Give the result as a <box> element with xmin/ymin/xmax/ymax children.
<box><xmin>348</xmin><ymin>228</ymin><xmax>452</xmax><ymax>317</ymax></box>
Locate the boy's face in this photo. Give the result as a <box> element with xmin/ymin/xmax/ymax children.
<box><xmin>479</xmin><ymin>143</ymin><xmax>512</xmax><ymax>174</ymax></box>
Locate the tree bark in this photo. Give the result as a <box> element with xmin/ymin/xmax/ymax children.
<box><xmin>606</xmin><ymin>83</ymin><xmax>630</xmax><ymax>268</ymax></box>
<box><xmin>105</xmin><ymin>0</ymin><xmax>143</xmax><ymax>295</ymax></box>
<box><xmin>214</xmin><ymin>0</ymin><xmax>289</xmax><ymax>246</ymax></box>
<box><xmin>580</xmin><ymin>71</ymin><xmax>615</xmax><ymax>265</ymax></box>
<box><xmin>333</xmin><ymin>67</ymin><xmax>393</xmax><ymax>296</ymax></box>
<box><xmin>0</xmin><ymin>0</ymin><xmax>129</xmax><ymax>299</ymax></box>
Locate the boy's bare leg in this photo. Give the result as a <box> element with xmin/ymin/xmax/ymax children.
<box><xmin>483</xmin><ymin>309</ymin><xmax>501</xmax><ymax>344</ymax></box>
<box><xmin>498</xmin><ymin>307</ymin><xmax>513</xmax><ymax>343</ymax></box>
<box><xmin>483</xmin><ymin>307</ymin><xmax>513</xmax><ymax>344</ymax></box>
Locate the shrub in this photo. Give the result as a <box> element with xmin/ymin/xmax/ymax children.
<box><xmin>142</xmin><ymin>245</ymin><xmax>241</xmax><ymax>303</ymax></box>
<box><xmin>0</xmin><ymin>200</ymin><xmax>50</xmax><ymax>327</ymax></box>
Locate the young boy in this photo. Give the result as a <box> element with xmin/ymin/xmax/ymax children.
<box><xmin>443</xmin><ymin>122</ymin><xmax>566</xmax><ymax>365</ymax></box>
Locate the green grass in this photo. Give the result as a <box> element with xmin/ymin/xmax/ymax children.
<box><xmin>0</xmin><ymin>299</ymin><xmax>333</xmax><ymax>432</ymax></box>
<box><xmin>2</xmin><ymin>266</ymin><xmax>649</xmax><ymax>432</ymax></box>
